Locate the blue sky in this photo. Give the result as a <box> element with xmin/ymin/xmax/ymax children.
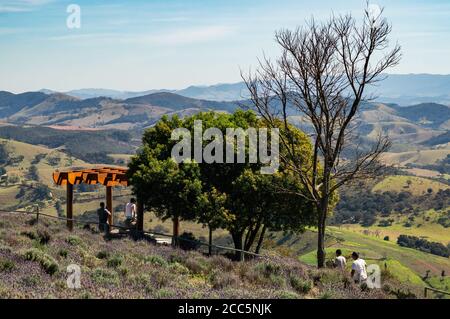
<box><xmin>1</xmin><ymin>0</ymin><xmax>450</xmax><ymax>93</ymax></box>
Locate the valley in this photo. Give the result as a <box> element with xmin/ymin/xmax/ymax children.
<box><xmin>0</xmin><ymin>82</ymin><xmax>449</xmax><ymax>298</ymax></box>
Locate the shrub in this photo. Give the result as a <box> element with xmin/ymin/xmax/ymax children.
<box><xmin>22</xmin><ymin>248</ymin><xmax>59</xmax><ymax>275</ymax></box>
<box><xmin>254</xmin><ymin>261</ymin><xmax>282</xmax><ymax>277</ymax></box>
<box><xmin>319</xmin><ymin>291</ymin><xmax>334</xmax><ymax>299</ymax></box>
<box><xmin>290</xmin><ymin>276</ymin><xmax>312</xmax><ymax>294</ymax></box>
<box><xmin>107</xmin><ymin>255</ymin><xmax>123</xmax><ymax>268</ymax></box>
<box><xmin>168</xmin><ymin>262</ymin><xmax>190</xmax><ymax>275</ymax></box>
<box><xmin>58</xmin><ymin>249</ymin><xmax>68</xmax><ymax>258</ymax></box>
<box><xmin>209</xmin><ymin>271</ymin><xmax>239</xmax><ymax>289</ymax></box>
<box><xmin>21</xmin><ymin>275</ymin><xmax>41</xmax><ymax>287</ymax></box>
<box><xmin>153</xmin><ymin>288</ymin><xmax>174</xmax><ymax>298</ymax></box>
<box><xmin>151</xmin><ymin>271</ymin><xmax>171</xmax><ymax>288</ymax></box>
<box><xmin>96</xmin><ymin>251</ymin><xmax>110</xmax><ymax>259</ymax></box>
<box><xmin>268</xmin><ymin>274</ymin><xmax>286</xmax><ymax>288</ymax></box>
<box><xmin>0</xmin><ymin>258</ymin><xmax>15</xmax><ymax>272</ymax></box>
<box><xmin>21</xmin><ymin>230</ymin><xmax>37</xmax><ymax>240</ymax></box>
<box><xmin>210</xmin><ymin>255</ymin><xmax>234</xmax><ymax>272</ymax></box>
<box><xmin>182</xmin><ymin>257</ymin><xmax>209</xmax><ymax>274</ymax></box>
<box><xmin>277</xmin><ymin>291</ymin><xmax>300</xmax><ymax>299</ymax></box>
<box><xmin>378</xmin><ymin>220</ymin><xmax>392</xmax><ymax>227</ymax></box>
<box><xmin>178</xmin><ymin>232</ymin><xmax>201</xmax><ymax>251</ymax></box>
<box><xmin>91</xmin><ymin>268</ymin><xmax>120</xmax><ymax>286</ymax></box>
<box><xmin>384</xmin><ymin>236</ymin><xmax>390</xmax><ymax>241</ymax></box>
<box><xmin>66</xmin><ymin>235</ymin><xmax>83</xmax><ymax>246</ymax></box>
<box><xmin>143</xmin><ymin>255</ymin><xmax>168</xmax><ymax>267</ymax></box>
<box><xmin>397</xmin><ymin>235</ymin><xmax>450</xmax><ymax>257</ymax></box>
<box><xmin>36</xmin><ymin>229</ymin><xmax>51</xmax><ymax>245</ymax></box>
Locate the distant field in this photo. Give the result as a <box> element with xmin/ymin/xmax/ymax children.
<box><xmin>381</xmin><ymin>148</ymin><xmax>449</xmax><ymax>166</ymax></box>
<box><xmin>1</xmin><ymin>138</ymin><xmax>86</xmax><ymax>185</ymax></box>
<box><xmin>0</xmin><ymin>185</ymin><xmax>21</xmax><ymax>210</ymax></box>
<box><xmin>401</xmin><ymin>168</ymin><xmax>450</xmax><ymax>181</ymax></box>
<box><xmin>342</xmin><ymin>209</ymin><xmax>450</xmax><ymax>245</ymax></box>
<box><xmin>108</xmin><ymin>153</ymin><xmax>133</xmax><ymax>165</ymax></box>
<box><xmin>372</xmin><ymin>175</ymin><xmax>449</xmax><ymax>195</ymax></box>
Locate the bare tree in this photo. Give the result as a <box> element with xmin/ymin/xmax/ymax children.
<box><xmin>242</xmin><ymin>6</ymin><xmax>401</xmax><ymax>268</ymax></box>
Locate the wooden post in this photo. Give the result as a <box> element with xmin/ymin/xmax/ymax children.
<box><xmin>35</xmin><ymin>205</ymin><xmax>39</xmax><ymax>225</ymax></box>
<box><xmin>136</xmin><ymin>200</ymin><xmax>144</xmax><ymax>232</ymax></box>
<box><xmin>66</xmin><ymin>183</ymin><xmax>73</xmax><ymax>231</ymax></box>
<box><xmin>208</xmin><ymin>226</ymin><xmax>213</xmax><ymax>256</ymax></box>
<box><xmin>106</xmin><ymin>186</ymin><xmax>113</xmax><ymax>226</ymax></box>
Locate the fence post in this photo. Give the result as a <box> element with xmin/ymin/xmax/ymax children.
<box><xmin>424</xmin><ymin>287</ymin><xmax>428</xmax><ymax>298</ymax></box>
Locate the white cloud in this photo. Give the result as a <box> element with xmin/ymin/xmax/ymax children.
<box><xmin>0</xmin><ymin>0</ymin><xmax>52</xmax><ymax>12</ymax></box>
<box><xmin>48</xmin><ymin>25</ymin><xmax>236</xmax><ymax>46</ymax></box>
<box><xmin>136</xmin><ymin>25</ymin><xmax>236</xmax><ymax>46</ymax></box>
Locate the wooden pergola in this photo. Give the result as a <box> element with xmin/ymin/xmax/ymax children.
<box><xmin>52</xmin><ymin>166</ymin><xmax>143</xmax><ymax>231</ymax></box>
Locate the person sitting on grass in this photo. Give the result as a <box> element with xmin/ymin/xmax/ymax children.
<box><xmin>350</xmin><ymin>251</ymin><xmax>368</xmax><ymax>284</ymax></box>
<box><xmin>334</xmin><ymin>249</ymin><xmax>347</xmax><ymax>270</ymax></box>
<box><xmin>97</xmin><ymin>202</ymin><xmax>111</xmax><ymax>234</ymax></box>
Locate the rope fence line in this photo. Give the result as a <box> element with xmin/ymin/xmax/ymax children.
<box><xmin>0</xmin><ymin>208</ymin><xmax>262</xmax><ymax>260</ymax></box>
<box><xmin>424</xmin><ymin>286</ymin><xmax>450</xmax><ymax>298</ymax></box>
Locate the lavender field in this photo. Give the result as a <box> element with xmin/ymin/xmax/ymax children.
<box><xmin>0</xmin><ymin>213</ymin><xmax>420</xmax><ymax>299</ymax></box>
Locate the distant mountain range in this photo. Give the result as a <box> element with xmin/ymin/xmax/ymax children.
<box><xmin>0</xmin><ymin>88</ymin><xmax>449</xmax><ymax>148</ymax></box>
<box><xmin>0</xmin><ymin>91</ymin><xmax>240</xmax><ymax>130</ymax></box>
<box><xmin>38</xmin><ymin>74</ymin><xmax>450</xmax><ymax>105</ymax></box>
<box><xmin>40</xmin><ymin>82</ymin><xmax>249</xmax><ymax>102</ymax></box>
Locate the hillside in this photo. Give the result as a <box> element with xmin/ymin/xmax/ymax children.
<box><xmin>0</xmin><ymin>91</ymin><xmax>239</xmax><ymax>130</ymax></box>
<box><xmin>1</xmin><ymin>91</ymin><xmax>448</xmax><ymax>150</ymax></box>
<box><xmin>0</xmin><ymin>126</ymin><xmax>136</xmax><ymax>163</ymax></box>
<box><xmin>296</xmin><ymin>227</ymin><xmax>450</xmax><ymax>294</ymax></box>
<box><xmin>372</xmin><ymin>175</ymin><xmax>449</xmax><ymax>196</ymax></box>
<box><xmin>0</xmin><ymin>213</ymin><xmax>406</xmax><ymax>299</ymax></box>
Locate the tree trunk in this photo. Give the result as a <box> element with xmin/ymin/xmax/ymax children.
<box><xmin>208</xmin><ymin>225</ymin><xmax>213</xmax><ymax>256</ymax></box>
<box><xmin>244</xmin><ymin>224</ymin><xmax>261</xmax><ymax>251</ymax></box>
<box><xmin>172</xmin><ymin>216</ymin><xmax>179</xmax><ymax>247</ymax></box>
<box><xmin>255</xmin><ymin>225</ymin><xmax>267</xmax><ymax>254</ymax></box>
<box><xmin>231</xmin><ymin>231</ymin><xmax>244</xmax><ymax>261</ymax></box>
<box><xmin>317</xmin><ymin>193</ymin><xmax>329</xmax><ymax>268</ymax></box>
<box><xmin>317</xmin><ymin>218</ymin><xmax>326</xmax><ymax>268</ymax></box>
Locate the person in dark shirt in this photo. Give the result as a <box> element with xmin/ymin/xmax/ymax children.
<box><xmin>97</xmin><ymin>202</ymin><xmax>111</xmax><ymax>234</ymax></box>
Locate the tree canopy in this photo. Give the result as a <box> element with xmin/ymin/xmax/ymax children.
<box><xmin>128</xmin><ymin>110</ymin><xmax>316</xmax><ymax>257</ymax></box>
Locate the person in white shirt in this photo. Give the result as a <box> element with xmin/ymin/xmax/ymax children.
<box><xmin>351</xmin><ymin>252</ymin><xmax>368</xmax><ymax>284</ymax></box>
<box><xmin>124</xmin><ymin>198</ymin><xmax>137</xmax><ymax>223</ymax></box>
<box><xmin>334</xmin><ymin>249</ymin><xmax>347</xmax><ymax>270</ymax></box>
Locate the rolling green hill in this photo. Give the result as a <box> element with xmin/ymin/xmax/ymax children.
<box><xmin>372</xmin><ymin>175</ymin><xmax>449</xmax><ymax>196</ymax></box>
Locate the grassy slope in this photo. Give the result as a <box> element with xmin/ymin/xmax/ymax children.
<box><xmin>298</xmin><ymin>227</ymin><xmax>450</xmax><ymax>290</ymax></box>
<box><xmin>0</xmin><ymin>214</ymin><xmax>398</xmax><ymax>299</ymax></box>
<box><xmin>342</xmin><ymin>209</ymin><xmax>450</xmax><ymax>245</ymax></box>
<box><xmin>381</xmin><ymin>148</ymin><xmax>450</xmax><ymax>166</ymax></box>
<box><xmin>372</xmin><ymin>175</ymin><xmax>449</xmax><ymax>196</ymax></box>
<box><xmin>1</xmin><ymin>138</ymin><xmax>86</xmax><ymax>185</ymax></box>
<box><xmin>0</xmin><ymin>138</ymin><xmax>88</xmax><ymax>210</ymax></box>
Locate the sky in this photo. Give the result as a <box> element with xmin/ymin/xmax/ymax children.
<box><xmin>1</xmin><ymin>0</ymin><xmax>450</xmax><ymax>93</ymax></box>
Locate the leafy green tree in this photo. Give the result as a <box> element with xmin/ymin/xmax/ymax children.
<box><xmin>129</xmin><ymin>110</ymin><xmax>316</xmax><ymax>256</ymax></box>
<box><xmin>128</xmin><ymin>116</ymin><xmax>203</xmax><ymax>244</ymax></box>
<box><xmin>197</xmin><ymin>187</ymin><xmax>232</xmax><ymax>255</ymax></box>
